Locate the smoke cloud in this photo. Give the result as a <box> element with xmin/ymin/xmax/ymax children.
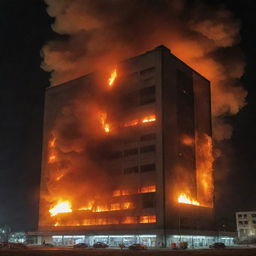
<box><xmin>40</xmin><ymin>0</ymin><xmax>247</xmax><ymax>226</ymax></box>
<box><xmin>41</xmin><ymin>0</ymin><xmax>246</xmax><ymax>141</ymax></box>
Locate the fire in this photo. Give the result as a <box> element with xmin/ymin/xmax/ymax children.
<box><xmin>49</xmin><ymin>200</ymin><xmax>72</xmax><ymax>216</ymax></box>
<box><xmin>178</xmin><ymin>193</ymin><xmax>200</xmax><ymax>206</ymax></box>
<box><xmin>108</xmin><ymin>69</ymin><xmax>117</xmax><ymax>87</ymax></box>
<box><xmin>100</xmin><ymin>112</ymin><xmax>111</xmax><ymax>133</ymax></box>
<box><xmin>124</xmin><ymin>115</ymin><xmax>156</xmax><ymax>128</ymax></box>
<box><xmin>196</xmin><ymin>134</ymin><xmax>214</xmax><ymax>207</ymax></box>
<box><xmin>139</xmin><ymin>185</ymin><xmax>156</xmax><ymax>193</ymax></box>
<box><xmin>142</xmin><ymin>115</ymin><xmax>156</xmax><ymax>123</ymax></box>
<box><xmin>78</xmin><ymin>202</ymin><xmax>94</xmax><ymax>211</ymax></box>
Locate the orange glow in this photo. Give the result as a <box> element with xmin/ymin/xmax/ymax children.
<box><xmin>100</xmin><ymin>112</ymin><xmax>111</xmax><ymax>133</ymax></box>
<box><xmin>181</xmin><ymin>135</ymin><xmax>194</xmax><ymax>146</ymax></box>
<box><xmin>122</xmin><ymin>202</ymin><xmax>134</xmax><ymax>210</ymax></box>
<box><xmin>48</xmin><ymin>155</ymin><xmax>57</xmax><ymax>163</ymax></box>
<box><xmin>122</xmin><ymin>216</ymin><xmax>137</xmax><ymax>224</ymax></box>
<box><xmin>140</xmin><ymin>215</ymin><xmax>156</xmax><ymax>223</ymax></box>
<box><xmin>108</xmin><ymin>69</ymin><xmax>117</xmax><ymax>87</ymax></box>
<box><xmin>123</xmin><ymin>115</ymin><xmax>156</xmax><ymax>128</ymax></box>
<box><xmin>56</xmin><ymin>174</ymin><xmax>64</xmax><ymax>181</ymax></box>
<box><xmin>78</xmin><ymin>202</ymin><xmax>94</xmax><ymax>211</ymax></box>
<box><xmin>49</xmin><ymin>137</ymin><xmax>56</xmax><ymax>148</ymax></box>
<box><xmin>93</xmin><ymin>205</ymin><xmax>109</xmax><ymax>212</ymax></box>
<box><xmin>196</xmin><ymin>134</ymin><xmax>214</xmax><ymax>207</ymax></box>
<box><xmin>139</xmin><ymin>185</ymin><xmax>156</xmax><ymax>193</ymax></box>
<box><xmin>178</xmin><ymin>193</ymin><xmax>200</xmax><ymax>206</ymax></box>
<box><xmin>142</xmin><ymin>114</ymin><xmax>156</xmax><ymax>123</ymax></box>
<box><xmin>110</xmin><ymin>203</ymin><xmax>121</xmax><ymax>211</ymax></box>
<box><xmin>49</xmin><ymin>200</ymin><xmax>72</xmax><ymax>216</ymax></box>
<box><xmin>124</xmin><ymin>119</ymin><xmax>139</xmax><ymax>127</ymax></box>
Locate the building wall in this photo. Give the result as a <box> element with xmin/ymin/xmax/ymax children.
<box><xmin>39</xmin><ymin>45</ymin><xmax>214</xmax><ymax>240</ymax></box>
<box><xmin>236</xmin><ymin>211</ymin><xmax>256</xmax><ymax>240</ymax></box>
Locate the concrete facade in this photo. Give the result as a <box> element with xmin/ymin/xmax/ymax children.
<box><xmin>38</xmin><ymin>45</ymin><xmax>215</xmax><ymax>247</ymax></box>
<box><xmin>236</xmin><ymin>211</ymin><xmax>256</xmax><ymax>241</ymax></box>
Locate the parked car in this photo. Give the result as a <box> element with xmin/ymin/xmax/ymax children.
<box><xmin>8</xmin><ymin>243</ymin><xmax>27</xmax><ymax>249</ymax></box>
<box><xmin>93</xmin><ymin>242</ymin><xmax>108</xmax><ymax>248</ymax></box>
<box><xmin>128</xmin><ymin>243</ymin><xmax>147</xmax><ymax>250</ymax></box>
<box><xmin>209</xmin><ymin>242</ymin><xmax>225</xmax><ymax>249</ymax></box>
<box><xmin>73</xmin><ymin>243</ymin><xmax>88</xmax><ymax>248</ymax></box>
<box><xmin>43</xmin><ymin>243</ymin><xmax>54</xmax><ymax>247</ymax></box>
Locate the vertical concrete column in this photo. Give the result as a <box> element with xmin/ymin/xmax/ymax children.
<box><xmin>156</xmin><ymin>234</ymin><xmax>166</xmax><ymax>247</ymax></box>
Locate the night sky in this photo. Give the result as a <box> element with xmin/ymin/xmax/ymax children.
<box><xmin>0</xmin><ymin>0</ymin><xmax>255</xmax><ymax>231</ymax></box>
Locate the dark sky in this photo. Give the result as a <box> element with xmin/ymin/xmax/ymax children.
<box><xmin>0</xmin><ymin>0</ymin><xmax>255</xmax><ymax>231</ymax></box>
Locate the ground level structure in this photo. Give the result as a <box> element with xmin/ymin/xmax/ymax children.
<box><xmin>28</xmin><ymin>230</ymin><xmax>235</xmax><ymax>248</ymax></box>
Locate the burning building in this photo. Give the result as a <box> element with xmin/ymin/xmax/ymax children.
<box><xmin>35</xmin><ymin>45</ymin><xmax>234</xmax><ymax>247</ymax></box>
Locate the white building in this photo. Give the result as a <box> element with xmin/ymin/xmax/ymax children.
<box><xmin>236</xmin><ymin>211</ymin><xmax>256</xmax><ymax>241</ymax></box>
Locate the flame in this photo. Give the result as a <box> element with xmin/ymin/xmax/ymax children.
<box><xmin>140</xmin><ymin>215</ymin><xmax>156</xmax><ymax>223</ymax></box>
<box><xmin>78</xmin><ymin>202</ymin><xmax>94</xmax><ymax>211</ymax></box>
<box><xmin>100</xmin><ymin>112</ymin><xmax>111</xmax><ymax>133</ymax></box>
<box><xmin>93</xmin><ymin>205</ymin><xmax>109</xmax><ymax>212</ymax></box>
<box><xmin>139</xmin><ymin>185</ymin><xmax>156</xmax><ymax>193</ymax></box>
<box><xmin>49</xmin><ymin>200</ymin><xmax>72</xmax><ymax>216</ymax></box>
<box><xmin>178</xmin><ymin>193</ymin><xmax>200</xmax><ymax>206</ymax></box>
<box><xmin>123</xmin><ymin>115</ymin><xmax>156</xmax><ymax>128</ymax></box>
<box><xmin>48</xmin><ymin>155</ymin><xmax>57</xmax><ymax>163</ymax></box>
<box><xmin>124</xmin><ymin>119</ymin><xmax>139</xmax><ymax>127</ymax></box>
<box><xmin>108</xmin><ymin>69</ymin><xmax>117</xmax><ymax>87</ymax></box>
<box><xmin>196</xmin><ymin>134</ymin><xmax>214</xmax><ymax>207</ymax></box>
<box><xmin>142</xmin><ymin>115</ymin><xmax>156</xmax><ymax>123</ymax></box>
<box><xmin>56</xmin><ymin>174</ymin><xmax>64</xmax><ymax>181</ymax></box>
<box><xmin>122</xmin><ymin>202</ymin><xmax>134</xmax><ymax>210</ymax></box>
<box><xmin>49</xmin><ymin>137</ymin><xmax>56</xmax><ymax>148</ymax></box>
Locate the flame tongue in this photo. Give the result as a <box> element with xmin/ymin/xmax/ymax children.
<box><xmin>178</xmin><ymin>193</ymin><xmax>200</xmax><ymax>206</ymax></box>
<box><xmin>49</xmin><ymin>200</ymin><xmax>72</xmax><ymax>216</ymax></box>
<box><xmin>108</xmin><ymin>69</ymin><xmax>117</xmax><ymax>87</ymax></box>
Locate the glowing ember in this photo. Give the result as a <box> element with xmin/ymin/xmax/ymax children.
<box><xmin>178</xmin><ymin>193</ymin><xmax>200</xmax><ymax>206</ymax></box>
<box><xmin>142</xmin><ymin>115</ymin><xmax>156</xmax><ymax>123</ymax></box>
<box><xmin>49</xmin><ymin>200</ymin><xmax>72</xmax><ymax>216</ymax></box>
<box><xmin>48</xmin><ymin>155</ymin><xmax>57</xmax><ymax>163</ymax></box>
<box><xmin>139</xmin><ymin>185</ymin><xmax>156</xmax><ymax>193</ymax></box>
<box><xmin>124</xmin><ymin>119</ymin><xmax>139</xmax><ymax>127</ymax></box>
<box><xmin>100</xmin><ymin>113</ymin><xmax>111</xmax><ymax>133</ymax></box>
<box><xmin>108</xmin><ymin>69</ymin><xmax>117</xmax><ymax>87</ymax></box>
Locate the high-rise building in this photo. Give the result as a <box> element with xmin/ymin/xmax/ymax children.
<box><xmin>34</xmin><ymin>45</ymin><xmax>232</xmax><ymax>248</ymax></box>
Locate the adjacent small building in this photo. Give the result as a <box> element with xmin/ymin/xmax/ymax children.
<box><xmin>236</xmin><ymin>211</ymin><xmax>256</xmax><ymax>241</ymax></box>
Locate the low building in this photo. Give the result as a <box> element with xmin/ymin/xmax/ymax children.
<box><xmin>236</xmin><ymin>211</ymin><xmax>256</xmax><ymax>241</ymax></box>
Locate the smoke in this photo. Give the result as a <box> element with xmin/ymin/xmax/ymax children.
<box><xmin>40</xmin><ymin>0</ymin><xmax>247</xmax><ymax>225</ymax></box>
<box><xmin>41</xmin><ymin>0</ymin><xmax>246</xmax><ymax>142</ymax></box>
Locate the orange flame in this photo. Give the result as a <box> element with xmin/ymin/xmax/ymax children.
<box><xmin>49</xmin><ymin>200</ymin><xmax>72</xmax><ymax>216</ymax></box>
<box><xmin>142</xmin><ymin>114</ymin><xmax>156</xmax><ymax>123</ymax></box>
<box><xmin>108</xmin><ymin>69</ymin><xmax>117</xmax><ymax>87</ymax></box>
<box><xmin>178</xmin><ymin>193</ymin><xmax>200</xmax><ymax>206</ymax></box>
<box><xmin>100</xmin><ymin>112</ymin><xmax>111</xmax><ymax>133</ymax></box>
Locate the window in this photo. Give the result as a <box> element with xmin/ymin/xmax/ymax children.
<box><xmin>140</xmin><ymin>145</ymin><xmax>156</xmax><ymax>153</ymax></box>
<box><xmin>140</xmin><ymin>133</ymin><xmax>156</xmax><ymax>141</ymax></box>
<box><xmin>139</xmin><ymin>215</ymin><xmax>156</xmax><ymax>223</ymax></box>
<box><xmin>252</xmin><ymin>214</ymin><xmax>256</xmax><ymax>218</ymax></box>
<box><xmin>252</xmin><ymin>220</ymin><xmax>256</xmax><ymax>224</ymax></box>
<box><xmin>239</xmin><ymin>221</ymin><xmax>243</xmax><ymax>225</ymax></box>
<box><xmin>244</xmin><ymin>214</ymin><xmax>247</xmax><ymax>218</ymax></box>
<box><xmin>238</xmin><ymin>214</ymin><xmax>242</xmax><ymax>218</ymax></box>
<box><xmin>140</xmin><ymin>163</ymin><xmax>156</xmax><ymax>173</ymax></box>
<box><xmin>124</xmin><ymin>148</ymin><xmax>138</xmax><ymax>157</ymax></box>
<box><xmin>139</xmin><ymin>86</ymin><xmax>155</xmax><ymax>105</ymax></box>
<box><xmin>244</xmin><ymin>221</ymin><xmax>248</xmax><ymax>225</ymax></box>
<box><xmin>142</xmin><ymin>193</ymin><xmax>155</xmax><ymax>208</ymax></box>
<box><xmin>124</xmin><ymin>166</ymin><xmax>139</xmax><ymax>175</ymax></box>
